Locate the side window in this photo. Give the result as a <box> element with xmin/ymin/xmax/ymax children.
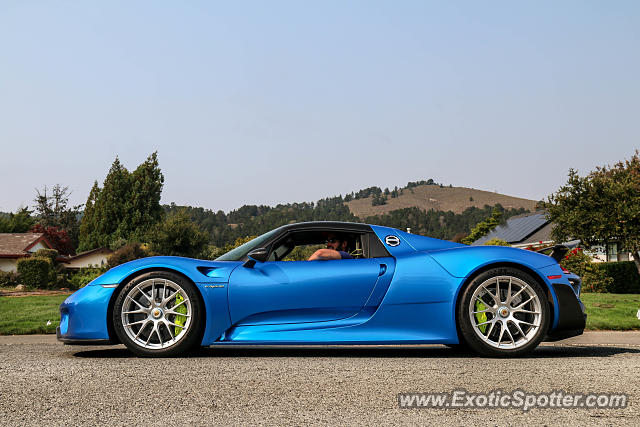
<box><xmin>365</xmin><ymin>233</ymin><xmax>391</xmax><ymax>258</ymax></box>
<box><xmin>282</xmin><ymin>243</ymin><xmax>325</xmax><ymax>261</ymax></box>
<box><xmin>268</xmin><ymin>230</ymin><xmax>371</xmax><ymax>261</ymax></box>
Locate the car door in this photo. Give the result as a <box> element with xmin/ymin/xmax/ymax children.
<box><xmin>228</xmin><ymin>257</ymin><xmax>388</xmax><ymax>325</ymax></box>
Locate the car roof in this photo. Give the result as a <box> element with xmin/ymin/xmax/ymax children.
<box><xmin>276</xmin><ymin>221</ymin><xmax>373</xmax><ymax>233</ymax></box>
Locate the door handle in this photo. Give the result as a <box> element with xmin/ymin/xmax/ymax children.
<box><xmin>379</xmin><ymin>264</ymin><xmax>387</xmax><ymax>276</ymax></box>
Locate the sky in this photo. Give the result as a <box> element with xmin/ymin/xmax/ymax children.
<box><xmin>1</xmin><ymin>1</ymin><xmax>638</xmax><ymax>213</ymax></box>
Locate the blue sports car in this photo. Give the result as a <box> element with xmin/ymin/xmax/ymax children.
<box><xmin>57</xmin><ymin>221</ymin><xmax>586</xmax><ymax>357</ymax></box>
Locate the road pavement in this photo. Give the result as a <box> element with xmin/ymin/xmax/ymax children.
<box><xmin>1</xmin><ymin>333</ymin><xmax>638</xmax><ymax>425</ymax></box>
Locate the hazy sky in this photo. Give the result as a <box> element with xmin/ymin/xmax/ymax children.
<box><xmin>1</xmin><ymin>1</ymin><xmax>638</xmax><ymax>213</ymax></box>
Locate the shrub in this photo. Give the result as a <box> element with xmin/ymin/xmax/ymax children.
<box><xmin>16</xmin><ymin>257</ymin><xmax>53</xmax><ymax>289</ymax></box>
<box><xmin>148</xmin><ymin>210</ymin><xmax>209</xmax><ymax>258</ymax></box>
<box><xmin>560</xmin><ymin>248</ymin><xmax>613</xmax><ymax>293</ymax></box>
<box><xmin>483</xmin><ymin>238</ymin><xmax>510</xmax><ymax>246</ymax></box>
<box><xmin>107</xmin><ymin>243</ymin><xmax>148</xmax><ymax>268</ymax></box>
<box><xmin>202</xmin><ymin>236</ymin><xmax>257</xmax><ymax>260</ymax></box>
<box><xmin>33</xmin><ymin>248</ymin><xmax>59</xmax><ymax>264</ymax></box>
<box><xmin>66</xmin><ymin>268</ymin><xmax>105</xmax><ymax>289</ymax></box>
<box><xmin>595</xmin><ymin>261</ymin><xmax>640</xmax><ymax>294</ymax></box>
<box><xmin>0</xmin><ymin>271</ymin><xmax>19</xmax><ymax>287</ymax></box>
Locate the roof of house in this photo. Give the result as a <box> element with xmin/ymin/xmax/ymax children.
<box><xmin>0</xmin><ymin>233</ymin><xmax>52</xmax><ymax>257</ymax></box>
<box><xmin>472</xmin><ymin>211</ymin><xmax>551</xmax><ymax>246</ymax></box>
<box><xmin>63</xmin><ymin>247</ymin><xmax>112</xmax><ymax>261</ymax></box>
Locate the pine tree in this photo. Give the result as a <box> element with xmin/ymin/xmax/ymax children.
<box><xmin>78</xmin><ymin>154</ymin><xmax>165</xmax><ymax>251</ymax></box>
<box><xmin>78</xmin><ymin>181</ymin><xmax>101</xmax><ymax>251</ymax></box>
<box><xmin>118</xmin><ymin>152</ymin><xmax>164</xmax><ymax>242</ymax></box>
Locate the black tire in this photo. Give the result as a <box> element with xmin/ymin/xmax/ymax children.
<box><xmin>113</xmin><ymin>271</ymin><xmax>204</xmax><ymax>357</ymax></box>
<box><xmin>457</xmin><ymin>267</ymin><xmax>550</xmax><ymax>357</ymax></box>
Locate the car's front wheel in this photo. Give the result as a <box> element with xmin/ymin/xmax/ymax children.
<box><xmin>457</xmin><ymin>267</ymin><xmax>550</xmax><ymax>357</ymax></box>
<box><xmin>113</xmin><ymin>271</ymin><xmax>204</xmax><ymax>357</ymax></box>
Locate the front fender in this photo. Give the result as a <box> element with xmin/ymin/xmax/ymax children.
<box><xmin>87</xmin><ymin>257</ymin><xmax>242</xmax><ymax>346</ymax></box>
<box><xmin>89</xmin><ymin>256</ymin><xmax>240</xmax><ymax>285</ymax></box>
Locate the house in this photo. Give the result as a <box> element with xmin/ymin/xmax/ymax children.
<box><xmin>472</xmin><ymin>211</ymin><xmax>554</xmax><ymax>248</ymax></box>
<box><xmin>61</xmin><ymin>248</ymin><xmax>112</xmax><ymax>270</ymax></box>
<box><xmin>0</xmin><ymin>233</ymin><xmax>54</xmax><ymax>272</ymax></box>
<box><xmin>0</xmin><ymin>233</ymin><xmax>112</xmax><ymax>272</ymax></box>
<box><xmin>471</xmin><ymin>211</ymin><xmax>634</xmax><ymax>263</ymax></box>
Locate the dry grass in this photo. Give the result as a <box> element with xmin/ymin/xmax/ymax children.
<box><xmin>346</xmin><ymin>185</ymin><xmax>539</xmax><ymax>218</ymax></box>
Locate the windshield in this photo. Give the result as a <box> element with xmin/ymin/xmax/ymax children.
<box><xmin>215</xmin><ymin>228</ymin><xmax>281</xmax><ymax>261</ymax></box>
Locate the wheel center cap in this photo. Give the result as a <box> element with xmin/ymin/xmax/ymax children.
<box><xmin>151</xmin><ymin>308</ymin><xmax>163</xmax><ymax>319</ymax></box>
<box><xmin>498</xmin><ymin>307</ymin><xmax>509</xmax><ymax>318</ymax></box>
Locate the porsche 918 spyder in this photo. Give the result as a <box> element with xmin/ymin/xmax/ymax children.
<box><xmin>57</xmin><ymin>221</ymin><xmax>586</xmax><ymax>357</ymax></box>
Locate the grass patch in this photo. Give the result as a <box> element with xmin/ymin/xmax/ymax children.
<box><xmin>0</xmin><ymin>294</ymin><xmax>70</xmax><ymax>335</ymax></box>
<box><xmin>581</xmin><ymin>293</ymin><xmax>640</xmax><ymax>331</ymax></box>
<box><xmin>1</xmin><ymin>292</ymin><xmax>639</xmax><ymax>335</ymax></box>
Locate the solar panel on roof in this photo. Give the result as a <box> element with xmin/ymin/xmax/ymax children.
<box><xmin>473</xmin><ymin>213</ymin><xmax>548</xmax><ymax>245</ymax></box>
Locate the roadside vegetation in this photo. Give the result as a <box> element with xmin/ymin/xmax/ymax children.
<box><xmin>1</xmin><ymin>292</ymin><xmax>637</xmax><ymax>335</ymax></box>
<box><xmin>0</xmin><ymin>294</ymin><xmax>69</xmax><ymax>335</ymax></box>
<box><xmin>581</xmin><ymin>293</ymin><xmax>640</xmax><ymax>331</ymax></box>
<box><xmin>1</xmin><ymin>150</ymin><xmax>640</xmax><ymax>334</ymax></box>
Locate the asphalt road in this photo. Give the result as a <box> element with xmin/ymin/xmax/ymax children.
<box><xmin>1</xmin><ymin>334</ymin><xmax>639</xmax><ymax>426</ymax></box>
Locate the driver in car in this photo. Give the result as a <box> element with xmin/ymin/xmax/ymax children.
<box><xmin>308</xmin><ymin>233</ymin><xmax>354</xmax><ymax>261</ymax></box>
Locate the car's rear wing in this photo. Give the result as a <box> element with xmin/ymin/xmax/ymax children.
<box><xmin>536</xmin><ymin>244</ymin><xmax>569</xmax><ymax>262</ymax></box>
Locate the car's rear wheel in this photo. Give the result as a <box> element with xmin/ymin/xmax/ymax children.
<box><xmin>113</xmin><ymin>271</ymin><xmax>204</xmax><ymax>357</ymax></box>
<box><xmin>457</xmin><ymin>267</ymin><xmax>549</xmax><ymax>357</ymax></box>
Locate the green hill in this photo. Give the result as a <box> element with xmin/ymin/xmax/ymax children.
<box><xmin>166</xmin><ymin>181</ymin><xmax>533</xmax><ymax>246</ymax></box>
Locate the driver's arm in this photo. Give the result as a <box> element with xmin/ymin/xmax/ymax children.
<box><xmin>308</xmin><ymin>249</ymin><xmax>342</xmax><ymax>261</ymax></box>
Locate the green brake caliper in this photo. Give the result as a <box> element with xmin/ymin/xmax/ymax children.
<box><xmin>174</xmin><ymin>293</ymin><xmax>187</xmax><ymax>335</ymax></box>
<box><xmin>475</xmin><ymin>299</ymin><xmax>488</xmax><ymax>334</ymax></box>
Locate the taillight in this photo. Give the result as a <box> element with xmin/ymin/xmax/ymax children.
<box><xmin>561</xmin><ymin>266</ymin><xmax>571</xmax><ymax>274</ymax></box>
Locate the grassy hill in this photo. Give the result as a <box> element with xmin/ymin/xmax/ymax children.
<box><xmin>346</xmin><ymin>185</ymin><xmax>538</xmax><ymax>218</ymax></box>
<box><xmin>166</xmin><ymin>181</ymin><xmax>533</xmax><ymax>246</ymax></box>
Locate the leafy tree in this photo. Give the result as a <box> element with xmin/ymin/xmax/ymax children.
<box><xmin>149</xmin><ymin>209</ymin><xmax>209</xmax><ymax>257</ymax></box>
<box><xmin>545</xmin><ymin>151</ymin><xmax>640</xmax><ymax>274</ymax></box>
<box><xmin>371</xmin><ymin>193</ymin><xmax>387</xmax><ymax>206</ymax></box>
<box><xmin>203</xmin><ymin>235</ymin><xmax>258</xmax><ymax>260</ymax></box>
<box><xmin>451</xmin><ymin>232</ymin><xmax>467</xmax><ymax>243</ymax></box>
<box><xmin>79</xmin><ymin>153</ymin><xmax>164</xmax><ymax>251</ymax></box>
<box><xmin>0</xmin><ymin>207</ymin><xmax>35</xmax><ymax>232</ymax></box>
<box><xmin>29</xmin><ymin>224</ymin><xmax>74</xmax><ymax>255</ymax></box>
<box><xmin>107</xmin><ymin>243</ymin><xmax>149</xmax><ymax>268</ymax></box>
<box><xmin>461</xmin><ymin>207</ymin><xmax>502</xmax><ymax>245</ymax></box>
<box><xmin>560</xmin><ymin>248</ymin><xmax>613</xmax><ymax>293</ymax></box>
<box><xmin>33</xmin><ymin>184</ymin><xmax>82</xmax><ymax>247</ymax></box>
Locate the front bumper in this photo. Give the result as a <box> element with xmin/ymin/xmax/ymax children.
<box><xmin>56</xmin><ymin>326</ymin><xmax>113</xmax><ymax>345</ymax></box>
<box><xmin>57</xmin><ymin>285</ymin><xmax>117</xmax><ymax>344</ymax></box>
<box><xmin>544</xmin><ymin>283</ymin><xmax>587</xmax><ymax>342</ymax></box>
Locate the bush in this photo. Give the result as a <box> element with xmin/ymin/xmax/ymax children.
<box><xmin>33</xmin><ymin>248</ymin><xmax>59</xmax><ymax>264</ymax></box>
<box><xmin>0</xmin><ymin>271</ymin><xmax>19</xmax><ymax>287</ymax></box>
<box><xmin>16</xmin><ymin>257</ymin><xmax>53</xmax><ymax>289</ymax></box>
<box><xmin>560</xmin><ymin>248</ymin><xmax>613</xmax><ymax>293</ymax></box>
<box><xmin>483</xmin><ymin>238</ymin><xmax>510</xmax><ymax>246</ymax></box>
<box><xmin>202</xmin><ymin>236</ymin><xmax>257</xmax><ymax>260</ymax></box>
<box><xmin>107</xmin><ymin>243</ymin><xmax>148</xmax><ymax>268</ymax></box>
<box><xmin>66</xmin><ymin>268</ymin><xmax>105</xmax><ymax>289</ymax></box>
<box><xmin>148</xmin><ymin>210</ymin><xmax>209</xmax><ymax>258</ymax></box>
<box><xmin>595</xmin><ymin>261</ymin><xmax>640</xmax><ymax>294</ymax></box>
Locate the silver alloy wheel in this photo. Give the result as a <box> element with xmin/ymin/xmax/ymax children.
<box><xmin>468</xmin><ymin>275</ymin><xmax>542</xmax><ymax>349</ymax></box>
<box><xmin>120</xmin><ymin>278</ymin><xmax>192</xmax><ymax>350</ymax></box>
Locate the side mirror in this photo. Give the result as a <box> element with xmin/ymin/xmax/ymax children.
<box><xmin>244</xmin><ymin>248</ymin><xmax>269</xmax><ymax>268</ymax></box>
